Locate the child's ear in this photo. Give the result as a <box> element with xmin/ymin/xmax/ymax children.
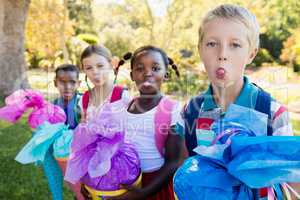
<box><xmin>246</xmin><ymin>48</ymin><xmax>258</xmax><ymax>65</ymax></box>
<box><xmin>130</xmin><ymin>72</ymin><xmax>133</xmax><ymax>81</ymax></box>
<box><xmin>198</xmin><ymin>42</ymin><xmax>203</xmax><ymax>59</ymax></box>
<box><xmin>81</xmin><ymin>64</ymin><xmax>85</xmax><ymax>72</ymax></box>
<box><xmin>111</xmin><ymin>56</ymin><xmax>119</xmax><ymax>72</ymax></box>
<box><xmin>164</xmin><ymin>72</ymin><xmax>170</xmax><ymax>81</ymax></box>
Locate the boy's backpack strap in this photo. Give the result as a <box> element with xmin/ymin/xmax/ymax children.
<box><xmin>154</xmin><ymin>97</ymin><xmax>177</xmax><ymax>156</ymax></box>
<box><xmin>184</xmin><ymin>95</ymin><xmax>204</xmax><ymax>156</ymax></box>
<box><xmin>254</xmin><ymin>88</ymin><xmax>273</xmax><ymax>136</ymax></box>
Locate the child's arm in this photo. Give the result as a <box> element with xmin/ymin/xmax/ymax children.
<box><xmin>140</xmin><ymin>131</ymin><xmax>186</xmax><ymax>196</ymax></box>
<box><xmin>270</xmin><ymin>102</ymin><xmax>300</xmax><ymax>198</ymax></box>
<box><xmin>107</xmin><ymin>128</ymin><xmax>186</xmax><ymax>200</ymax></box>
<box><xmin>80</xmin><ymin>110</ymin><xmax>87</xmax><ymax>123</ymax></box>
<box><xmin>288</xmin><ymin>183</ymin><xmax>300</xmax><ymax>200</ymax></box>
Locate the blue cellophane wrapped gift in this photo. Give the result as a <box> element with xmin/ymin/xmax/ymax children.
<box><xmin>174</xmin><ymin>104</ymin><xmax>300</xmax><ymax>200</ymax></box>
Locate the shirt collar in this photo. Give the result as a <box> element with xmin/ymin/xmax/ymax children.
<box><xmin>202</xmin><ymin>76</ymin><xmax>259</xmax><ymax>111</ymax></box>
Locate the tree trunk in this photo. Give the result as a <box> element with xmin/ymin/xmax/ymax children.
<box><xmin>0</xmin><ymin>0</ymin><xmax>30</xmax><ymax>97</ymax></box>
<box><xmin>61</xmin><ymin>0</ymin><xmax>69</xmax><ymax>63</ymax></box>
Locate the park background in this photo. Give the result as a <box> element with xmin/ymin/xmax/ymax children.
<box><xmin>0</xmin><ymin>0</ymin><xmax>300</xmax><ymax>199</ymax></box>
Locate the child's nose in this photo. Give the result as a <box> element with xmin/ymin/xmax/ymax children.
<box><xmin>218</xmin><ymin>45</ymin><xmax>228</xmax><ymax>61</ymax></box>
<box><xmin>65</xmin><ymin>83</ymin><xmax>72</xmax><ymax>89</ymax></box>
<box><xmin>92</xmin><ymin>68</ymin><xmax>102</xmax><ymax>75</ymax></box>
<box><xmin>218</xmin><ymin>57</ymin><xmax>227</xmax><ymax>61</ymax></box>
<box><xmin>144</xmin><ymin>68</ymin><xmax>153</xmax><ymax>76</ymax></box>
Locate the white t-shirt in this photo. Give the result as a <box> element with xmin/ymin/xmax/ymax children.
<box><xmin>122</xmin><ymin>100</ymin><xmax>183</xmax><ymax>173</ymax></box>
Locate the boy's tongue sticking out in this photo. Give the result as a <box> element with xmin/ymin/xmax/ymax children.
<box><xmin>216</xmin><ymin>67</ymin><xmax>226</xmax><ymax>79</ymax></box>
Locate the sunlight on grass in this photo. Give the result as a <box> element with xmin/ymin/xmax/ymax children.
<box><xmin>292</xmin><ymin>119</ymin><xmax>300</xmax><ymax>135</ymax></box>
<box><xmin>0</xmin><ymin>97</ymin><xmax>74</xmax><ymax>199</ymax></box>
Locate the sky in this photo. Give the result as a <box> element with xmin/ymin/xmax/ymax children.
<box><xmin>93</xmin><ymin>0</ymin><xmax>172</xmax><ymax>17</ymax></box>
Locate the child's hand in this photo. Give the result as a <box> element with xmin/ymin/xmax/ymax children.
<box><xmin>80</xmin><ymin>116</ymin><xmax>87</xmax><ymax>123</ymax></box>
<box><xmin>106</xmin><ymin>185</ymin><xmax>145</xmax><ymax>200</ymax></box>
<box><xmin>80</xmin><ymin>184</ymin><xmax>92</xmax><ymax>200</ymax></box>
<box><xmin>287</xmin><ymin>183</ymin><xmax>300</xmax><ymax>200</ymax></box>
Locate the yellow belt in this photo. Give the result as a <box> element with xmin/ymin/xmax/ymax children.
<box><xmin>84</xmin><ymin>174</ymin><xmax>142</xmax><ymax>200</ymax></box>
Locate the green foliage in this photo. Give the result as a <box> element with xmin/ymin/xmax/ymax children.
<box><xmin>24</xmin><ymin>0</ymin><xmax>300</xmax><ymax>94</ymax></box>
<box><xmin>92</xmin><ymin>0</ymin><xmax>209</xmax><ymax>95</ymax></box>
<box><xmin>65</xmin><ymin>33</ymin><xmax>100</xmax><ymax>67</ymax></box>
<box><xmin>26</xmin><ymin>0</ymin><xmax>74</xmax><ymax>68</ymax></box>
<box><xmin>77</xmin><ymin>33</ymin><xmax>99</xmax><ymax>45</ymax></box>
<box><xmin>66</xmin><ymin>36</ymin><xmax>88</xmax><ymax>67</ymax></box>
<box><xmin>250</xmin><ymin>48</ymin><xmax>274</xmax><ymax>68</ymax></box>
<box><xmin>259</xmin><ymin>33</ymin><xmax>284</xmax><ymax>61</ymax></box>
<box><xmin>232</xmin><ymin>0</ymin><xmax>300</xmax><ymax>60</ymax></box>
<box><xmin>292</xmin><ymin>119</ymin><xmax>300</xmax><ymax>135</ymax></box>
<box><xmin>103</xmin><ymin>35</ymin><xmax>133</xmax><ymax>58</ymax></box>
<box><xmin>257</xmin><ymin>0</ymin><xmax>300</xmax><ymax>60</ymax></box>
<box><xmin>67</xmin><ymin>0</ymin><xmax>95</xmax><ymax>35</ymax></box>
<box><xmin>280</xmin><ymin>28</ymin><xmax>300</xmax><ymax>72</ymax></box>
<box><xmin>25</xmin><ymin>50</ymin><xmax>44</xmax><ymax>69</ymax></box>
<box><xmin>0</xmin><ymin>96</ymin><xmax>3</xmax><ymax>106</ymax></box>
<box><xmin>164</xmin><ymin>70</ymin><xmax>208</xmax><ymax>99</ymax></box>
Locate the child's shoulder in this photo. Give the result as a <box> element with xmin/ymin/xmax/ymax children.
<box><xmin>159</xmin><ymin>96</ymin><xmax>184</xmax><ymax>122</ymax></box>
<box><xmin>183</xmin><ymin>94</ymin><xmax>205</xmax><ymax>114</ymax></box>
<box><xmin>269</xmin><ymin>98</ymin><xmax>293</xmax><ymax>136</ymax></box>
<box><xmin>252</xmin><ymin>86</ymin><xmax>291</xmax><ymax>132</ymax></box>
<box><xmin>159</xmin><ymin>95</ymin><xmax>182</xmax><ymax>110</ymax></box>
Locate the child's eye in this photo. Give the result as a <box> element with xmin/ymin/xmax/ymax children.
<box><xmin>206</xmin><ymin>42</ymin><xmax>217</xmax><ymax>47</ymax></box>
<box><xmin>97</xmin><ymin>64</ymin><xmax>103</xmax><ymax>68</ymax></box>
<box><xmin>58</xmin><ymin>80</ymin><xmax>65</xmax><ymax>85</ymax></box>
<box><xmin>84</xmin><ymin>66</ymin><xmax>92</xmax><ymax>70</ymax></box>
<box><xmin>231</xmin><ymin>43</ymin><xmax>241</xmax><ymax>48</ymax></box>
<box><xmin>152</xmin><ymin>65</ymin><xmax>161</xmax><ymax>72</ymax></box>
<box><xmin>135</xmin><ymin>65</ymin><xmax>144</xmax><ymax>71</ymax></box>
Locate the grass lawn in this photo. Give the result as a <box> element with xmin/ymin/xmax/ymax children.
<box><xmin>292</xmin><ymin>119</ymin><xmax>300</xmax><ymax>135</ymax></box>
<box><xmin>0</xmin><ymin>99</ymin><xmax>74</xmax><ymax>200</ymax></box>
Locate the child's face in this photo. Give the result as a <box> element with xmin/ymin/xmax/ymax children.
<box><xmin>131</xmin><ymin>51</ymin><xmax>167</xmax><ymax>95</ymax></box>
<box><xmin>82</xmin><ymin>53</ymin><xmax>114</xmax><ymax>87</ymax></box>
<box><xmin>199</xmin><ymin>18</ymin><xmax>257</xmax><ymax>88</ymax></box>
<box><xmin>54</xmin><ymin>71</ymin><xmax>80</xmax><ymax>102</ymax></box>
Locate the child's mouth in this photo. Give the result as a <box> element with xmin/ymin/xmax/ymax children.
<box><xmin>140</xmin><ymin>80</ymin><xmax>157</xmax><ymax>91</ymax></box>
<box><xmin>216</xmin><ymin>67</ymin><xmax>226</xmax><ymax>79</ymax></box>
<box><xmin>141</xmin><ymin>78</ymin><xmax>155</xmax><ymax>86</ymax></box>
<box><xmin>63</xmin><ymin>92</ymin><xmax>73</xmax><ymax>97</ymax></box>
<box><xmin>142</xmin><ymin>81</ymin><xmax>153</xmax><ymax>87</ymax></box>
<box><xmin>94</xmin><ymin>77</ymin><xmax>102</xmax><ymax>82</ymax></box>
